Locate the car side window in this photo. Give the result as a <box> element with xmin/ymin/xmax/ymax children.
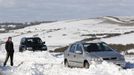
<box><xmin>69</xmin><ymin>44</ymin><xmax>76</xmax><ymax>53</ymax></box>
<box><xmin>76</xmin><ymin>44</ymin><xmax>83</xmax><ymax>53</ymax></box>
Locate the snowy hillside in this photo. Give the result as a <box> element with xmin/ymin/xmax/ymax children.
<box><xmin>0</xmin><ymin>16</ymin><xmax>133</xmax><ymax>50</ymax></box>
<box><xmin>1</xmin><ymin>16</ymin><xmax>134</xmax><ymax>75</ymax></box>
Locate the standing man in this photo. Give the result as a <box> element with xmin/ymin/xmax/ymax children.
<box><xmin>4</xmin><ymin>37</ymin><xmax>14</xmax><ymax>66</ymax></box>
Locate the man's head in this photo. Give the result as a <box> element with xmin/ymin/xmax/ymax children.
<box><xmin>8</xmin><ymin>37</ymin><xmax>12</xmax><ymax>41</ymax></box>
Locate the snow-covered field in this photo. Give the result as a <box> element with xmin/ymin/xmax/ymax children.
<box><xmin>102</xmin><ymin>33</ymin><xmax>134</xmax><ymax>45</ymax></box>
<box><xmin>0</xmin><ymin>51</ymin><xmax>134</xmax><ymax>75</ymax></box>
<box><xmin>0</xmin><ymin>16</ymin><xmax>134</xmax><ymax>75</ymax></box>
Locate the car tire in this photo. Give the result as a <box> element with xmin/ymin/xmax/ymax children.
<box><xmin>64</xmin><ymin>59</ymin><xmax>69</xmax><ymax>67</ymax></box>
<box><xmin>20</xmin><ymin>47</ymin><xmax>26</xmax><ymax>52</ymax></box>
<box><xmin>19</xmin><ymin>48</ymin><xmax>23</xmax><ymax>52</ymax></box>
<box><xmin>19</xmin><ymin>49</ymin><xmax>23</xmax><ymax>52</ymax></box>
<box><xmin>42</xmin><ymin>48</ymin><xmax>47</xmax><ymax>51</ymax></box>
<box><xmin>84</xmin><ymin>61</ymin><xmax>90</xmax><ymax>69</ymax></box>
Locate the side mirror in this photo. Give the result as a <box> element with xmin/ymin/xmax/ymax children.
<box><xmin>75</xmin><ymin>50</ymin><xmax>82</xmax><ymax>54</ymax></box>
<box><xmin>43</xmin><ymin>42</ymin><xmax>46</xmax><ymax>44</ymax></box>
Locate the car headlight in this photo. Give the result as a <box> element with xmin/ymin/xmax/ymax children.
<box><xmin>119</xmin><ymin>55</ymin><xmax>125</xmax><ymax>60</ymax></box>
<box><xmin>91</xmin><ymin>57</ymin><xmax>103</xmax><ymax>62</ymax></box>
<box><xmin>90</xmin><ymin>58</ymin><xmax>103</xmax><ymax>64</ymax></box>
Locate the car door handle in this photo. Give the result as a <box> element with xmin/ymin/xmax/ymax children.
<box><xmin>67</xmin><ymin>54</ymin><xmax>69</xmax><ymax>56</ymax></box>
<box><xmin>74</xmin><ymin>55</ymin><xmax>76</xmax><ymax>57</ymax></box>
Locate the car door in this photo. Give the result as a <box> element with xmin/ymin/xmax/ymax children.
<box><xmin>67</xmin><ymin>44</ymin><xmax>77</xmax><ymax>66</ymax></box>
<box><xmin>74</xmin><ymin>43</ymin><xmax>84</xmax><ymax>67</ymax></box>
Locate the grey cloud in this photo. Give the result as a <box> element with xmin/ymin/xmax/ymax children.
<box><xmin>0</xmin><ymin>0</ymin><xmax>134</xmax><ymax>22</ymax></box>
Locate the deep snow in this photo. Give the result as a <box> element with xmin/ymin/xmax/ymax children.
<box><xmin>0</xmin><ymin>17</ymin><xmax>134</xmax><ymax>75</ymax></box>
<box><xmin>0</xmin><ymin>51</ymin><xmax>134</xmax><ymax>75</ymax></box>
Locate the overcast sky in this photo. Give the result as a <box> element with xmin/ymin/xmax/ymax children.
<box><xmin>0</xmin><ymin>0</ymin><xmax>134</xmax><ymax>22</ymax></box>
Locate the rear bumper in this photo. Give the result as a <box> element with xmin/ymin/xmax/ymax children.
<box><xmin>29</xmin><ymin>48</ymin><xmax>47</xmax><ymax>51</ymax></box>
<box><xmin>30</xmin><ymin>45</ymin><xmax>47</xmax><ymax>50</ymax></box>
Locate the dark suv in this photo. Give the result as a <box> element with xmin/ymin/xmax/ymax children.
<box><xmin>19</xmin><ymin>37</ymin><xmax>47</xmax><ymax>52</ymax></box>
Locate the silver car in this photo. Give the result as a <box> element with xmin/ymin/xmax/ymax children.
<box><xmin>64</xmin><ymin>40</ymin><xmax>126</xmax><ymax>68</ymax></box>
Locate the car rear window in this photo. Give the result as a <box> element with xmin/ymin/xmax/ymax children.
<box><xmin>26</xmin><ymin>38</ymin><xmax>42</xmax><ymax>44</ymax></box>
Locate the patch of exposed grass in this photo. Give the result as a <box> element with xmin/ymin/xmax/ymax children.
<box><xmin>109</xmin><ymin>44</ymin><xmax>134</xmax><ymax>52</ymax></box>
<box><xmin>52</xmin><ymin>46</ymin><xmax>68</xmax><ymax>52</ymax></box>
<box><xmin>53</xmin><ymin>44</ymin><xmax>134</xmax><ymax>52</ymax></box>
<box><xmin>53</xmin><ymin>31</ymin><xmax>134</xmax><ymax>52</ymax></box>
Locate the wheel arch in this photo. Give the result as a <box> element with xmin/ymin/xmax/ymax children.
<box><xmin>83</xmin><ymin>60</ymin><xmax>89</xmax><ymax>67</ymax></box>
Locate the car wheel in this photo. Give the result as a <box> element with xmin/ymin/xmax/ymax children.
<box><xmin>84</xmin><ymin>61</ymin><xmax>90</xmax><ymax>69</ymax></box>
<box><xmin>19</xmin><ymin>49</ymin><xmax>23</xmax><ymax>52</ymax></box>
<box><xmin>19</xmin><ymin>48</ymin><xmax>24</xmax><ymax>52</ymax></box>
<box><xmin>43</xmin><ymin>49</ymin><xmax>47</xmax><ymax>51</ymax></box>
<box><xmin>64</xmin><ymin>59</ymin><xmax>69</xmax><ymax>67</ymax></box>
<box><xmin>21</xmin><ymin>47</ymin><xmax>26</xmax><ymax>52</ymax></box>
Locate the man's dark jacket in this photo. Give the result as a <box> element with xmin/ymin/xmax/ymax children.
<box><xmin>5</xmin><ymin>41</ymin><xmax>14</xmax><ymax>53</ymax></box>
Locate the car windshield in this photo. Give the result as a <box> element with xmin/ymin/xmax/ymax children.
<box><xmin>26</xmin><ymin>38</ymin><xmax>42</xmax><ymax>45</ymax></box>
<box><xmin>83</xmin><ymin>42</ymin><xmax>113</xmax><ymax>52</ymax></box>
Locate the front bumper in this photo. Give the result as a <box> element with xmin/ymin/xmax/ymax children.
<box><xmin>105</xmin><ymin>60</ymin><xmax>126</xmax><ymax>68</ymax></box>
<box><xmin>90</xmin><ymin>60</ymin><xmax>126</xmax><ymax>68</ymax></box>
